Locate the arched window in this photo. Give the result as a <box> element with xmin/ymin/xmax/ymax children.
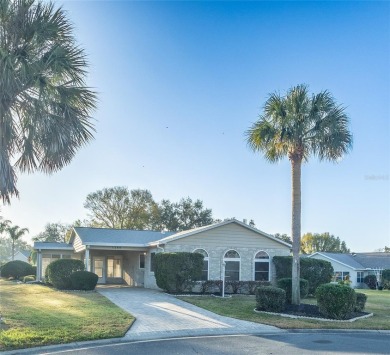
<box><xmin>194</xmin><ymin>249</ymin><xmax>209</xmax><ymax>281</ymax></box>
<box><xmin>224</xmin><ymin>250</ymin><xmax>240</xmax><ymax>281</ymax></box>
<box><xmin>254</xmin><ymin>251</ymin><xmax>270</xmax><ymax>281</ymax></box>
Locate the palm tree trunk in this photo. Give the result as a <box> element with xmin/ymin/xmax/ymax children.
<box><xmin>12</xmin><ymin>238</ymin><xmax>15</xmax><ymax>261</ymax></box>
<box><xmin>291</xmin><ymin>158</ymin><xmax>302</xmax><ymax>305</ymax></box>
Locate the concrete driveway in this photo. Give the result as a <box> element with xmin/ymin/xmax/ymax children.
<box><xmin>97</xmin><ymin>287</ymin><xmax>283</xmax><ymax>341</ymax></box>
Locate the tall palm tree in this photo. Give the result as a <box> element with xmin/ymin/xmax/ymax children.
<box><xmin>7</xmin><ymin>225</ymin><xmax>29</xmax><ymax>260</ymax></box>
<box><xmin>0</xmin><ymin>0</ymin><xmax>97</xmax><ymax>203</ymax></box>
<box><xmin>246</xmin><ymin>84</ymin><xmax>352</xmax><ymax>305</ymax></box>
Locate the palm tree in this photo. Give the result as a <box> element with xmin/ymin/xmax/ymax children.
<box><xmin>7</xmin><ymin>225</ymin><xmax>29</xmax><ymax>260</ymax></box>
<box><xmin>0</xmin><ymin>0</ymin><xmax>97</xmax><ymax>203</ymax></box>
<box><xmin>246</xmin><ymin>84</ymin><xmax>352</xmax><ymax>304</ymax></box>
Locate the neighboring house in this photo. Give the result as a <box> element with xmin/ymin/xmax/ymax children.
<box><xmin>8</xmin><ymin>250</ymin><xmax>31</xmax><ymax>263</ymax></box>
<box><xmin>33</xmin><ymin>219</ymin><xmax>291</xmax><ymax>288</ymax></box>
<box><xmin>309</xmin><ymin>252</ymin><xmax>390</xmax><ymax>288</ymax></box>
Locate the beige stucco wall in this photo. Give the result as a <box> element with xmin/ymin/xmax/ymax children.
<box><xmin>144</xmin><ymin>223</ymin><xmax>291</xmax><ymax>290</ymax></box>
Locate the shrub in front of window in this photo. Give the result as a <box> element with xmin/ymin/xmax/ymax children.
<box><xmin>70</xmin><ymin>271</ymin><xmax>99</xmax><ymax>291</ymax></box>
<box><xmin>277</xmin><ymin>278</ymin><xmax>309</xmax><ymax>303</ymax></box>
<box><xmin>255</xmin><ymin>286</ymin><xmax>286</xmax><ymax>312</ymax></box>
<box><xmin>354</xmin><ymin>292</ymin><xmax>367</xmax><ymax>312</ymax></box>
<box><xmin>154</xmin><ymin>252</ymin><xmax>204</xmax><ymax>293</ymax></box>
<box><xmin>273</xmin><ymin>256</ymin><xmax>333</xmax><ymax>295</ymax></box>
<box><xmin>46</xmin><ymin>259</ymin><xmax>85</xmax><ymax>290</ymax></box>
<box><xmin>246</xmin><ymin>281</ymin><xmax>271</xmax><ymax>295</ymax></box>
<box><xmin>315</xmin><ymin>284</ymin><xmax>356</xmax><ymax>320</ymax></box>
<box><xmin>0</xmin><ymin>260</ymin><xmax>35</xmax><ymax>279</ymax></box>
<box><xmin>363</xmin><ymin>274</ymin><xmax>377</xmax><ymax>290</ymax></box>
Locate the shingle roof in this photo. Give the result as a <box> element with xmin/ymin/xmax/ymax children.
<box><xmin>311</xmin><ymin>252</ymin><xmax>390</xmax><ymax>270</ymax></box>
<box><xmin>73</xmin><ymin>227</ymin><xmax>175</xmax><ymax>246</ymax></box>
<box><xmin>34</xmin><ymin>242</ymin><xmax>74</xmax><ymax>250</ymax></box>
<box><xmin>354</xmin><ymin>253</ymin><xmax>390</xmax><ymax>269</ymax></box>
<box><xmin>19</xmin><ymin>250</ymin><xmax>31</xmax><ymax>257</ymax></box>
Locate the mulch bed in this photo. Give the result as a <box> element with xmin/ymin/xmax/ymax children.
<box><xmin>275</xmin><ymin>303</ymin><xmax>369</xmax><ymax>320</ymax></box>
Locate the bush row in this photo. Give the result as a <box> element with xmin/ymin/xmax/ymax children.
<box><xmin>197</xmin><ymin>280</ymin><xmax>271</xmax><ymax>295</ymax></box>
<box><xmin>256</xmin><ymin>283</ymin><xmax>368</xmax><ymax>319</ymax></box>
<box><xmin>277</xmin><ymin>278</ymin><xmax>309</xmax><ymax>303</ymax></box>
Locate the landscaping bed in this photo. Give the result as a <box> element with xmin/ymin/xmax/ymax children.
<box><xmin>256</xmin><ymin>303</ymin><xmax>371</xmax><ymax>321</ymax></box>
<box><xmin>178</xmin><ymin>290</ymin><xmax>390</xmax><ymax>330</ymax></box>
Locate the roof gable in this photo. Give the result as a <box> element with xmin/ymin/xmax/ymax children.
<box><xmin>152</xmin><ymin>219</ymin><xmax>292</xmax><ymax>248</ymax></box>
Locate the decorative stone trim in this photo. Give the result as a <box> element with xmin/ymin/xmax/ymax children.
<box><xmin>253</xmin><ymin>309</ymin><xmax>374</xmax><ymax>322</ymax></box>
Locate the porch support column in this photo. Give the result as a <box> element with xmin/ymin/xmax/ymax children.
<box><xmin>85</xmin><ymin>246</ymin><xmax>90</xmax><ymax>271</ymax></box>
<box><xmin>37</xmin><ymin>250</ymin><xmax>42</xmax><ymax>281</ymax></box>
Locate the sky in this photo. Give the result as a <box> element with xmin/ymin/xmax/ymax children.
<box><xmin>2</xmin><ymin>1</ymin><xmax>389</xmax><ymax>252</ymax></box>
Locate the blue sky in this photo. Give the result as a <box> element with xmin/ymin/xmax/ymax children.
<box><xmin>3</xmin><ymin>1</ymin><xmax>389</xmax><ymax>251</ymax></box>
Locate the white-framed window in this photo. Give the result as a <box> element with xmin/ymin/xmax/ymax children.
<box><xmin>139</xmin><ymin>253</ymin><xmax>146</xmax><ymax>269</ymax></box>
<box><xmin>254</xmin><ymin>251</ymin><xmax>270</xmax><ymax>281</ymax></box>
<box><xmin>357</xmin><ymin>271</ymin><xmax>364</xmax><ymax>283</ymax></box>
<box><xmin>334</xmin><ymin>271</ymin><xmax>350</xmax><ymax>281</ymax></box>
<box><xmin>224</xmin><ymin>250</ymin><xmax>240</xmax><ymax>281</ymax></box>
<box><xmin>193</xmin><ymin>249</ymin><xmax>209</xmax><ymax>281</ymax></box>
<box><xmin>107</xmin><ymin>256</ymin><xmax>122</xmax><ymax>278</ymax></box>
<box><xmin>150</xmin><ymin>252</ymin><xmax>156</xmax><ymax>273</ymax></box>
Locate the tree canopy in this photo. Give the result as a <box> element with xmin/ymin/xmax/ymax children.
<box><xmin>33</xmin><ymin>222</ymin><xmax>71</xmax><ymax>243</ymax></box>
<box><xmin>301</xmin><ymin>232</ymin><xmax>350</xmax><ymax>254</ymax></box>
<box><xmin>0</xmin><ymin>0</ymin><xmax>96</xmax><ymax>202</ymax></box>
<box><xmin>83</xmin><ymin>186</ymin><xmax>214</xmax><ymax>232</ymax></box>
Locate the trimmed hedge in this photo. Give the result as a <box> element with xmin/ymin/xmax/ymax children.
<box><xmin>154</xmin><ymin>252</ymin><xmax>204</xmax><ymax>293</ymax></box>
<box><xmin>364</xmin><ymin>274</ymin><xmax>377</xmax><ymax>290</ymax></box>
<box><xmin>198</xmin><ymin>280</ymin><xmax>271</xmax><ymax>295</ymax></box>
<box><xmin>0</xmin><ymin>260</ymin><xmax>35</xmax><ymax>279</ymax></box>
<box><xmin>70</xmin><ymin>271</ymin><xmax>98</xmax><ymax>290</ymax></box>
<box><xmin>316</xmin><ymin>284</ymin><xmax>356</xmax><ymax>320</ymax></box>
<box><xmin>382</xmin><ymin>269</ymin><xmax>390</xmax><ymax>289</ymax></box>
<box><xmin>277</xmin><ymin>278</ymin><xmax>309</xmax><ymax>303</ymax></box>
<box><xmin>355</xmin><ymin>292</ymin><xmax>367</xmax><ymax>312</ymax></box>
<box><xmin>273</xmin><ymin>256</ymin><xmax>333</xmax><ymax>295</ymax></box>
<box><xmin>46</xmin><ymin>259</ymin><xmax>85</xmax><ymax>290</ymax></box>
<box><xmin>256</xmin><ymin>286</ymin><xmax>286</xmax><ymax>312</ymax></box>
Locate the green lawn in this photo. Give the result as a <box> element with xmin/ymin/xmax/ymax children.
<box><xmin>0</xmin><ymin>280</ymin><xmax>134</xmax><ymax>351</ymax></box>
<box><xmin>178</xmin><ymin>289</ymin><xmax>390</xmax><ymax>330</ymax></box>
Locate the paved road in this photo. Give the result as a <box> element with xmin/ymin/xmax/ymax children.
<box><xmin>97</xmin><ymin>287</ymin><xmax>281</xmax><ymax>340</ymax></box>
<box><xmin>40</xmin><ymin>332</ymin><xmax>390</xmax><ymax>355</ymax></box>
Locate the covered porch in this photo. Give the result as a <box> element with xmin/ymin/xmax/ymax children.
<box><xmin>83</xmin><ymin>248</ymin><xmax>147</xmax><ymax>286</ymax></box>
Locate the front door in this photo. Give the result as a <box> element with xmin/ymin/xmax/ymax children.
<box><xmin>93</xmin><ymin>256</ymin><xmax>106</xmax><ymax>284</ymax></box>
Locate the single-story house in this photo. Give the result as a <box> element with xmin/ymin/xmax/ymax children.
<box><xmin>34</xmin><ymin>219</ymin><xmax>291</xmax><ymax>288</ymax></box>
<box><xmin>309</xmin><ymin>252</ymin><xmax>390</xmax><ymax>288</ymax></box>
<box><xmin>9</xmin><ymin>250</ymin><xmax>31</xmax><ymax>263</ymax></box>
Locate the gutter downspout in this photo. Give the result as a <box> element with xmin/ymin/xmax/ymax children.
<box><xmin>157</xmin><ymin>243</ymin><xmax>165</xmax><ymax>253</ymax></box>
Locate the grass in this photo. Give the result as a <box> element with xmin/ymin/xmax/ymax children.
<box><xmin>0</xmin><ymin>280</ymin><xmax>134</xmax><ymax>351</ymax></box>
<box><xmin>178</xmin><ymin>289</ymin><xmax>390</xmax><ymax>329</ymax></box>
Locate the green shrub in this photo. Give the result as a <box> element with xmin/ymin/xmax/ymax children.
<box><xmin>0</xmin><ymin>260</ymin><xmax>35</xmax><ymax>279</ymax></box>
<box><xmin>154</xmin><ymin>252</ymin><xmax>204</xmax><ymax>293</ymax></box>
<box><xmin>316</xmin><ymin>284</ymin><xmax>356</xmax><ymax>319</ymax></box>
<box><xmin>23</xmin><ymin>275</ymin><xmax>36</xmax><ymax>283</ymax></box>
<box><xmin>255</xmin><ymin>286</ymin><xmax>286</xmax><ymax>312</ymax></box>
<box><xmin>364</xmin><ymin>274</ymin><xmax>377</xmax><ymax>290</ymax></box>
<box><xmin>200</xmin><ymin>280</ymin><xmax>223</xmax><ymax>294</ymax></box>
<box><xmin>46</xmin><ymin>259</ymin><xmax>85</xmax><ymax>290</ymax></box>
<box><xmin>247</xmin><ymin>281</ymin><xmax>271</xmax><ymax>295</ymax></box>
<box><xmin>277</xmin><ymin>278</ymin><xmax>309</xmax><ymax>303</ymax></box>
<box><xmin>273</xmin><ymin>256</ymin><xmax>333</xmax><ymax>295</ymax></box>
<box><xmin>70</xmin><ymin>271</ymin><xmax>98</xmax><ymax>290</ymax></box>
<box><xmin>355</xmin><ymin>292</ymin><xmax>367</xmax><ymax>312</ymax></box>
<box><xmin>382</xmin><ymin>269</ymin><xmax>390</xmax><ymax>290</ymax></box>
